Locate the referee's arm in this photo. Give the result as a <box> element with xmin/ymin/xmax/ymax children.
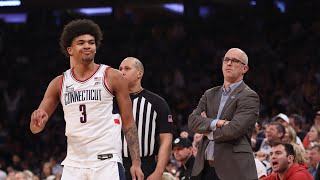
<box><xmin>148</xmin><ymin>133</ymin><xmax>172</xmax><ymax>179</ymax></box>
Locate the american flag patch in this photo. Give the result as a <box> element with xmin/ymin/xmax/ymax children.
<box><xmin>168</xmin><ymin>115</ymin><xmax>173</xmax><ymax>123</ymax></box>
<box><xmin>94</xmin><ymin>77</ymin><xmax>102</xmax><ymax>81</ymax></box>
<box><xmin>114</xmin><ymin>119</ymin><xmax>120</xmax><ymax>124</ymax></box>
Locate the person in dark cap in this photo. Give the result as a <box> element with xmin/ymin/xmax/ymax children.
<box><xmin>173</xmin><ymin>137</ymin><xmax>195</xmax><ymax>180</ymax></box>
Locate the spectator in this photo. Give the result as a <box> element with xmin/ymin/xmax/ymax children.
<box><xmin>273</xmin><ymin>113</ymin><xmax>290</xmax><ymax>127</ymax></box>
<box><xmin>289</xmin><ymin>114</ymin><xmax>307</xmax><ymax>141</ymax></box>
<box><xmin>273</xmin><ymin>113</ymin><xmax>304</xmax><ymax>148</ymax></box>
<box><xmin>304</xmin><ymin>149</ymin><xmax>316</xmax><ymax>177</ymax></box>
<box><xmin>252</xmin><ymin>122</ymin><xmax>265</xmax><ymax>151</ymax></box>
<box><xmin>173</xmin><ymin>137</ymin><xmax>194</xmax><ymax>180</ymax></box>
<box><xmin>262</xmin><ymin>142</ymin><xmax>313</xmax><ymax>180</ymax></box>
<box><xmin>310</xmin><ymin>144</ymin><xmax>320</xmax><ymax>179</ymax></box>
<box><xmin>282</xmin><ymin>126</ymin><xmax>305</xmax><ymax>165</ymax></box>
<box><xmin>40</xmin><ymin>162</ymin><xmax>54</xmax><ymax>180</ymax></box>
<box><xmin>303</xmin><ymin>111</ymin><xmax>320</xmax><ymax>148</ymax></box>
<box><xmin>259</xmin><ymin>122</ymin><xmax>285</xmax><ymax>154</ymax></box>
<box><xmin>48</xmin><ymin>157</ymin><xmax>62</xmax><ymax>176</ymax></box>
<box><xmin>307</xmin><ymin>125</ymin><xmax>320</xmax><ymax>148</ymax></box>
<box><xmin>14</xmin><ymin>171</ymin><xmax>28</xmax><ymax>180</ymax></box>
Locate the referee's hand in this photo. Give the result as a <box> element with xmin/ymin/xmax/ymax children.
<box><xmin>130</xmin><ymin>164</ymin><xmax>144</xmax><ymax>180</ymax></box>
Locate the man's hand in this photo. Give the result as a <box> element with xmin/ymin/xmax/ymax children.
<box><xmin>256</xmin><ymin>151</ymin><xmax>267</xmax><ymax>161</ymax></box>
<box><xmin>130</xmin><ymin>162</ymin><xmax>144</xmax><ymax>180</ymax></box>
<box><xmin>30</xmin><ymin>109</ymin><xmax>48</xmax><ymax>134</ymax></box>
<box><xmin>201</xmin><ymin>111</ymin><xmax>229</xmax><ymax>129</ymax></box>
<box><xmin>217</xmin><ymin>119</ymin><xmax>229</xmax><ymax>128</ymax></box>
<box><xmin>200</xmin><ymin>111</ymin><xmax>210</xmax><ymax>136</ymax></box>
<box><xmin>201</xmin><ymin>111</ymin><xmax>207</xmax><ymax>118</ymax></box>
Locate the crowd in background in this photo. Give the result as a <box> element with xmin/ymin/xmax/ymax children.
<box><xmin>1</xmin><ymin>1</ymin><xmax>320</xmax><ymax>179</ymax></box>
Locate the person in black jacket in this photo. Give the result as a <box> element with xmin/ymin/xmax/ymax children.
<box><xmin>173</xmin><ymin>137</ymin><xmax>195</xmax><ymax>180</ymax></box>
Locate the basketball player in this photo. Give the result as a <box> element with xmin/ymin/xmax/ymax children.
<box><xmin>119</xmin><ymin>57</ymin><xmax>173</xmax><ymax>180</ymax></box>
<box><xmin>30</xmin><ymin>19</ymin><xmax>144</xmax><ymax>180</ymax></box>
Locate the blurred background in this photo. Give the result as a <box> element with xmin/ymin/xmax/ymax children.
<box><xmin>0</xmin><ymin>0</ymin><xmax>320</xmax><ymax>179</ymax></box>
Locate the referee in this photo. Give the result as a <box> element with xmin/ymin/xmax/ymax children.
<box><xmin>119</xmin><ymin>57</ymin><xmax>173</xmax><ymax>180</ymax></box>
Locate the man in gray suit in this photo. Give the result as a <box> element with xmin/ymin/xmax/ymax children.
<box><xmin>188</xmin><ymin>48</ymin><xmax>260</xmax><ymax>180</ymax></box>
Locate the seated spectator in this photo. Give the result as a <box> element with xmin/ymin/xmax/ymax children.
<box><xmin>252</xmin><ymin>122</ymin><xmax>265</xmax><ymax>151</ymax></box>
<box><xmin>14</xmin><ymin>171</ymin><xmax>28</xmax><ymax>180</ymax></box>
<box><xmin>288</xmin><ymin>114</ymin><xmax>307</xmax><ymax>141</ymax></box>
<box><xmin>259</xmin><ymin>122</ymin><xmax>285</xmax><ymax>154</ymax></box>
<box><xmin>282</xmin><ymin>126</ymin><xmax>301</xmax><ymax>147</ymax></box>
<box><xmin>310</xmin><ymin>144</ymin><xmax>320</xmax><ymax>179</ymax></box>
<box><xmin>273</xmin><ymin>113</ymin><xmax>290</xmax><ymax>127</ymax></box>
<box><xmin>274</xmin><ymin>113</ymin><xmax>303</xmax><ymax>147</ymax></box>
<box><xmin>307</xmin><ymin>125</ymin><xmax>320</xmax><ymax>149</ymax></box>
<box><xmin>40</xmin><ymin>162</ymin><xmax>55</xmax><ymax>180</ymax></box>
<box><xmin>48</xmin><ymin>156</ymin><xmax>63</xmax><ymax>176</ymax></box>
<box><xmin>23</xmin><ymin>170</ymin><xmax>35</xmax><ymax>180</ymax></box>
<box><xmin>303</xmin><ymin>111</ymin><xmax>320</xmax><ymax>148</ymax></box>
<box><xmin>282</xmin><ymin>126</ymin><xmax>305</xmax><ymax>164</ymax></box>
<box><xmin>262</xmin><ymin>142</ymin><xmax>313</xmax><ymax>180</ymax></box>
<box><xmin>173</xmin><ymin>137</ymin><xmax>194</xmax><ymax>180</ymax></box>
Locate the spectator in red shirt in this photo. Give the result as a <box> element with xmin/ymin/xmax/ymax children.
<box><xmin>262</xmin><ymin>142</ymin><xmax>313</xmax><ymax>180</ymax></box>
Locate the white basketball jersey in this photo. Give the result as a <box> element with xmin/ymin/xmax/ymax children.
<box><xmin>60</xmin><ymin>64</ymin><xmax>122</xmax><ymax>168</ymax></box>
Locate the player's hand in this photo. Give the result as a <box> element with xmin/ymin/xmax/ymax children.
<box><xmin>130</xmin><ymin>163</ymin><xmax>144</xmax><ymax>180</ymax></box>
<box><xmin>30</xmin><ymin>109</ymin><xmax>48</xmax><ymax>133</ymax></box>
<box><xmin>146</xmin><ymin>170</ymin><xmax>162</xmax><ymax>180</ymax></box>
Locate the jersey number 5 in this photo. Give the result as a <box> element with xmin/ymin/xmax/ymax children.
<box><xmin>79</xmin><ymin>104</ymin><xmax>87</xmax><ymax>123</ymax></box>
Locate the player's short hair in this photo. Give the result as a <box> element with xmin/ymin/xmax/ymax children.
<box><xmin>59</xmin><ymin>19</ymin><xmax>103</xmax><ymax>57</ymax></box>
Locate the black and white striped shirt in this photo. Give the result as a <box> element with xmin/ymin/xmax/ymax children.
<box><xmin>122</xmin><ymin>89</ymin><xmax>173</xmax><ymax>158</ymax></box>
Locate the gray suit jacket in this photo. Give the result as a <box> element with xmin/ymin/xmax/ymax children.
<box><xmin>188</xmin><ymin>82</ymin><xmax>259</xmax><ymax>180</ymax></box>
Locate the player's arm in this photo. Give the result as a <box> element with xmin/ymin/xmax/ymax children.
<box><xmin>106</xmin><ymin>68</ymin><xmax>143</xmax><ymax>180</ymax></box>
<box><xmin>148</xmin><ymin>133</ymin><xmax>172</xmax><ymax>180</ymax></box>
<box><xmin>30</xmin><ymin>76</ymin><xmax>62</xmax><ymax>134</ymax></box>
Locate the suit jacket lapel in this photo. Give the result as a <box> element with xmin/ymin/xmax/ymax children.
<box><xmin>219</xmin><ymin>82</ymin><xmax>247</xmax><ymax>117</ymax></box>
<box><xmin>213</xmin><ymin>87</ymin><xmax>223</xmax><ymax>118</ymax></box>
